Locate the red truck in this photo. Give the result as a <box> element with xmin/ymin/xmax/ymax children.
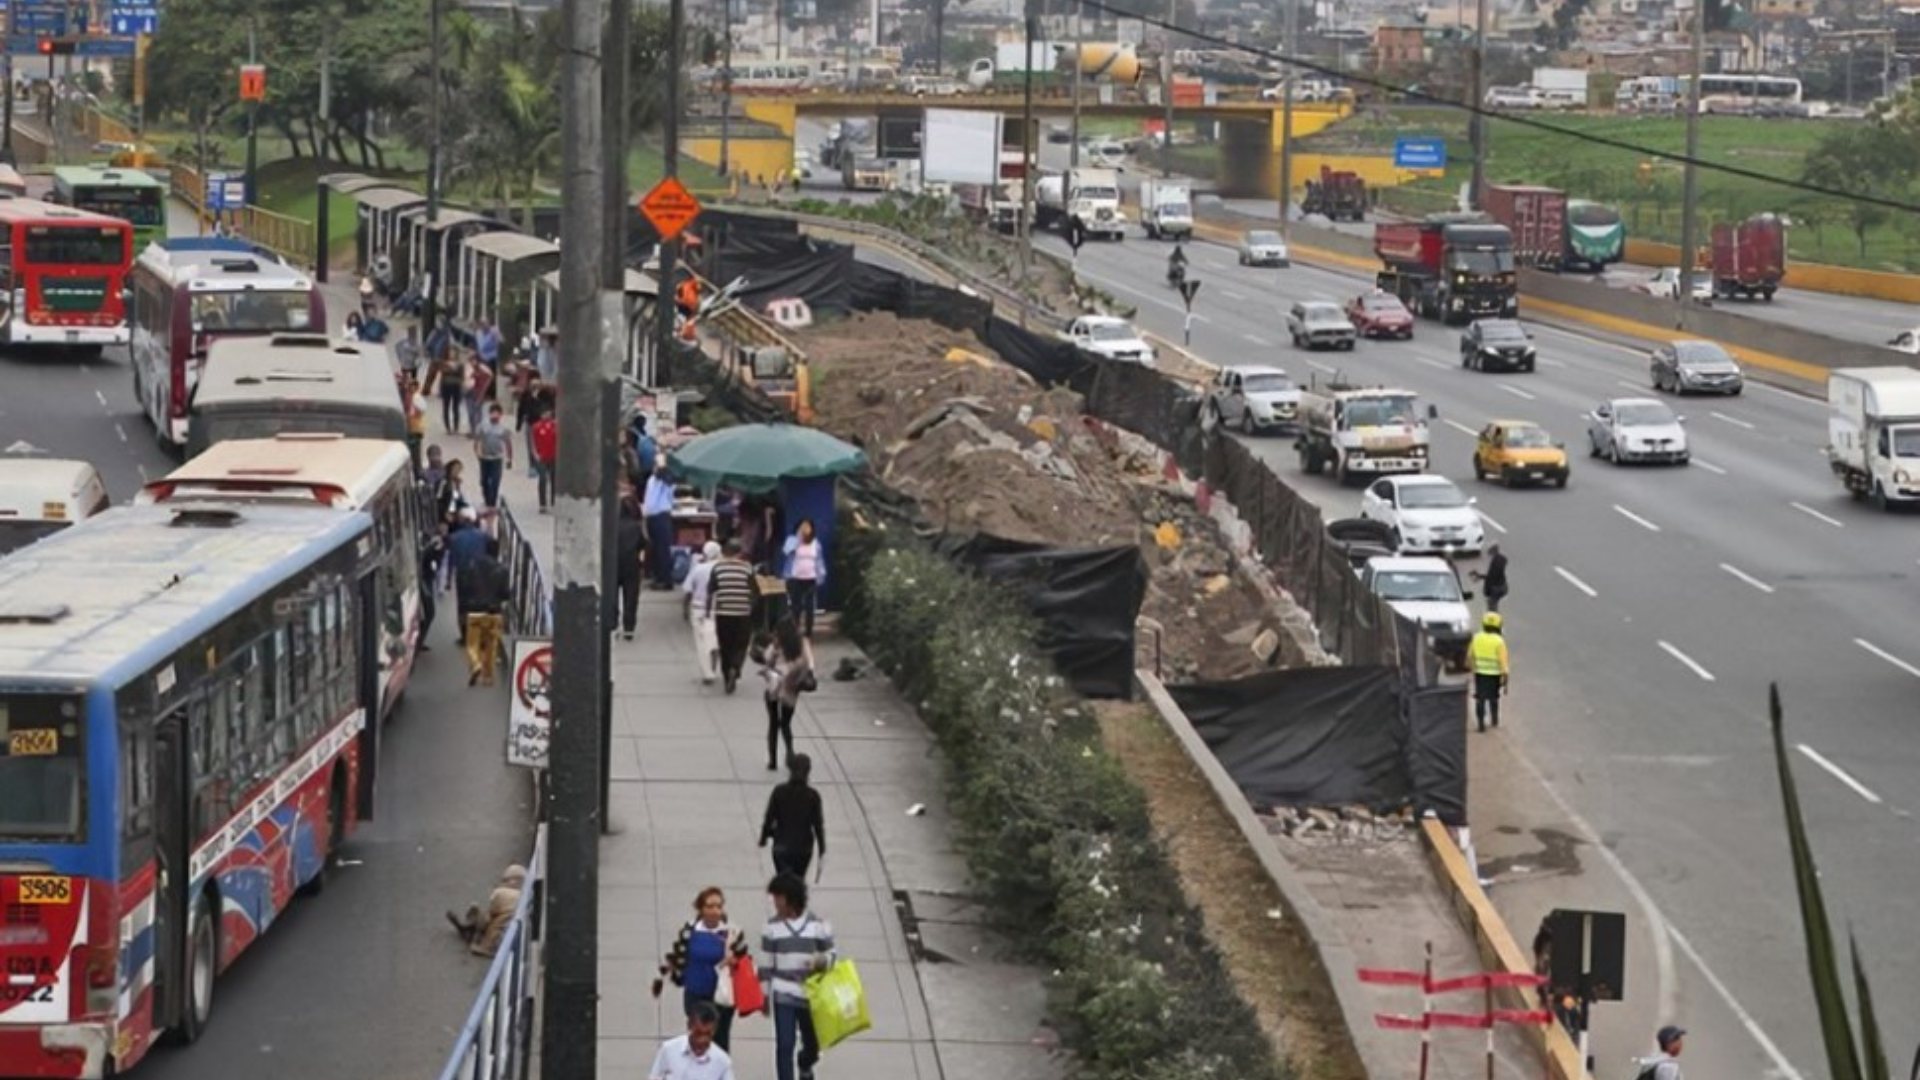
<box><xmin>1482</xmin><ymin>184</ymin><xmax>1568</xmax><ymax>270</ymax></box>
<box><xmin>1301</xmin><ymin>165</ymin><xmax>1367</xmax><ymax>222</ymax></box>
<box><xmin>1710</xmin><ymin>214</ymin><xmax>1785</xmax><ymax>301</ymax></box>
<box><xmin>1374</xmin><ymin>214</ymin><xmax>1518</xmax><ymax>323</ymax></box>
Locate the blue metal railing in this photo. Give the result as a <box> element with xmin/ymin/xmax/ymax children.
<box><xmin>435</xmin><ymin>828</ymin><xmax>546</xmax><ymax>1080</ymax></box>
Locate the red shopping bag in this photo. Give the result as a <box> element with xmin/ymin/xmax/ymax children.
<box><xmin>732</xmin><ymin>959</ymin><xmax>767</xmax><ymax>1016</ymax></box>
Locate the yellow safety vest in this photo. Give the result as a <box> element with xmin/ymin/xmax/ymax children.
<box><xmin>1469</xmin><ymin>631</ymin><xmax>1508</xmax><ymax>676</ymax></box>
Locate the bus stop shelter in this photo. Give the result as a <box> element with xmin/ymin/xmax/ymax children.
<box><xmin>455</xmin><ymin>232</ymin><xmax>561</xmax><ymax>349</ymax></box>
<box><xmin>352</xmin><ymin>187</ymin><xmax>427</xmax><ymax>282</ymax></box>
<box><xmin>398</xmin><ymin>209</ymin><xmax>512</xmax><ymax>322</ymax></box>
<box><xmin>531</xmin><ymin>266</ymin><xmax>658</xmax><ymax>381</ymax></box>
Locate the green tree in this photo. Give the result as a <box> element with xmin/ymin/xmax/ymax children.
<box><xmin>1800</xmin><ymin>122</ymin><xmax>1914</xmax><ymax>260</ymax></box>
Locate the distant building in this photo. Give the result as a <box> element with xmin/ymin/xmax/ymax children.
<box><xmin>1375</xmin><ymin>21</ymin><xmax>1428</xmax><ymax>70</ymax></box>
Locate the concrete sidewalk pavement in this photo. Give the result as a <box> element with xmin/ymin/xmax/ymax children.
<box><xmin>594</xmin><ymin>594</ymin><xmax>1061</xmax><ymax>1080</ymax></box>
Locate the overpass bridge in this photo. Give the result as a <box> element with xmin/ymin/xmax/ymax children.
<box><xmin>735</xmin><ymin>92</ymin><xmax>1351</xmax><ymax>197</ymax></box>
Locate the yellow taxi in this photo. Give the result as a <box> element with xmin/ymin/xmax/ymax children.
<box><xmin>1472</xmin><ymin>420</ymin><xmax>1570</xmax><ymax>488</ymax></box>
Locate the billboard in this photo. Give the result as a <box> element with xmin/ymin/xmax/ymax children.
<box><xmin>921</xmin><ymin>108</ymin><xmax>1000</xmax><ymax>186</ymax></box>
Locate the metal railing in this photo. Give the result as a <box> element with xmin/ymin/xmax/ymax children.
<box><xmin>493</xmin><ymin>497</ymin><xmax>553</xmax><ymax>638</ymax></box>
<box><xmin>168</xmin><ymin>163</ymin><xmax>319</xmax><ymax>268</ymax></box>
<box><xmin>435</xmin><ymin>828</ymin><xmax>546</xmax><ymax>1080</ymax></box>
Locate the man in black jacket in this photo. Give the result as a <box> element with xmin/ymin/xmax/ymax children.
<box><xmin>460</xmin><ymin>536</ymin><xmax>513</xmax><ymax>687</ymax></box>
<box><xmin>616</xmin><ymin>494</ymin><xmax>648</xmax><ymax>641</ymax></box>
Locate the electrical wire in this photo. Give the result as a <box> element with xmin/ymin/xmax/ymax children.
<box><xmin>1078</xmin><ymin>0</ymin><xmax>1920</xmax><ymax>216</ymax></box>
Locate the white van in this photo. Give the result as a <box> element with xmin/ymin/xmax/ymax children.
<box><xmin>0</xmin><ymin>457</ymin><xmax>110</xmax><ymax>554</ymax></box>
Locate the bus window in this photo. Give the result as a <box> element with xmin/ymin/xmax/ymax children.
<box><xmin>25</xmin><ymin>226</ymin><xmax>125</xmax><ymax>265</ymax></box>
<box><xmin>191</xmin><ymin>290</ymin><xmax>314</xmax><ymax>333</ymax></box>
<box><xmin>0</xmin><ymin>692</ymin><xmax>85</xmax><ymax>840</ymax></box>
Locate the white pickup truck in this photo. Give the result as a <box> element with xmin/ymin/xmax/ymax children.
<box><xmin>1827</xmin><ymin>366</ymin><xmax>1920</xmax><ymax>509</ymax></box>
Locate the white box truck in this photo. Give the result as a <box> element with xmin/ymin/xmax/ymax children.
<box><xmin>1139</xmin><ymin>178</ymin><xmax>1194</xmax><ymax>240</ymax></box>
<box><xmin>1828</xmin><ymin>366</ymin><xmax>1920</xmax><ymax>509</ymax></box>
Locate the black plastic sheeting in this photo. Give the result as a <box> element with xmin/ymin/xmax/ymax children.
<box><xmin>945</xmin><ymin>535</ymin><xmax>1148</xmax><ymax>701</ymax></box>
<box><xmin>1170</xmin><ymin>666</ymin><xmax>1466</xmax><ymax>825</ymax></box>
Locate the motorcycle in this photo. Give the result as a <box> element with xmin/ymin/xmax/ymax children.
<box><xmin>1167</xmin><ymin>260</ymin><xmax>1186</xmax><ymax>289</ymax></box>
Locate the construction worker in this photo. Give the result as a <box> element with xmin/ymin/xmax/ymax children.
<box><xmin>674</xmin><ymin>270</ymin><xmax>700</xmax><ymax>320</ymax></box>
<box><xmin>1469</xmin><ymin>613</ymin><xmax>1509</xmax><ymax>733</ymax></box>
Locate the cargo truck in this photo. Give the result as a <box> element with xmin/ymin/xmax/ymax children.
<box><xmin>1301</xmin><ymin>165</ymin><xmax>1366</xmax><ymax>221</ymax></box>
<box><xmin>1710</xmin><ymin>213</ymin><xmax>1785</xmax><ymax>301</ymax></box>
<box><xmin>1138</xmin><ymin>178</ymin><xmax>1193</xmax><ymax>240</ymax></box>
<box><xmin>1374</xmin><ymin>214</ymin><xmax>1518</xmax><ymax>324</ymax></box>
<box><xmin>1482</xmin><ymin>184</ymin><xmax>1567</xmax><ymax>269</ymax></box>
<box><xmin>1296</xmin><ymin>378</ymin><xmax>1432</xmax><ymax>484</ymax></box>
<box><xmin>1826</xmin><ymin>366</ymin><xmax>1920</xmax><ymax>509</ymax></box>
<box><xmin>1565</xmin><ymin>199</ymin><xmax>1625</xmax><ymax>271</ymax></box>
<box><xmin>1034</xmin><ymin>167</ymin><xmax>1127</xmax><ymax>240</ymax></box>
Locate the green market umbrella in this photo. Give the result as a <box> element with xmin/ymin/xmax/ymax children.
<box><xmin>667</xmin><ymin>422</ymin><xmax>867</xmax><ymax>494</ymax></box>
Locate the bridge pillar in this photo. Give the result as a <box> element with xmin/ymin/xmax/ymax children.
<box><xmin>1218</xmin><ymin>119</ymin><xmax>1277</xmax><ymax>200</ymax></box>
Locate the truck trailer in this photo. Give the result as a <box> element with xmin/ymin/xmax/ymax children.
<box><xmin>1827</xmin><ymin>366</ymin><xmax>1920</xmax><ymax>508</ymax></box>
<box><xmin>1374</xmin><ymin>214</ymin><xmax>1518</xmax><ymax>324</ymax></box>
<box><xmin>1710</xmin><ymin>214</ymin><xmax>1785</xmax><ymax>301</ymax></box>
<box><xmin>1301</xmin><ymin>165</ymin><xmax>1366</xmax><ymax>221</ymax></box>
<box><xmin>1482</xmin><ymin>184</ymin><xmax>1567</xmax><ymax>269</ymax></box>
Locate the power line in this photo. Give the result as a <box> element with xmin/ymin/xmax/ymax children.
<box><xmin>1080</xmin><ymin>0</ymin><xmax>1920</xmax><ymax>216</ymax></box>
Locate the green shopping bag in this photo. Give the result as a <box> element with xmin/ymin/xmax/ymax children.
<box><xmin>804</xmin><ymin>958</ymin><xmax>872</xmax><ymax>1049</ymax></box>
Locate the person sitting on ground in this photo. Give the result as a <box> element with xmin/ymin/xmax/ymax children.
<box><xmin>446</xmin><ymin>864</ymin><xmax>527</xmax><ymax>957</ymax></box>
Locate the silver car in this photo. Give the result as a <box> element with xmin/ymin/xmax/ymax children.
<box><xmin>1287</xmin><ymin>301</ymin><xmax>1357</xmax><ymax>350</ymax></box>
<box><xmin>1207</xmin><ymin>365</ymin><xmax>1301</xmax><ymax>434</ymax></box>
<box><xmin>1238</xmin><ymin>229</ymin><xmax>1290</xmax><ymax>268</ymax></box>
<box><xmin>1651</xmin><ymin>340</ymin><xmax>1743</xmax><ymax>395</ymax></box>
<box><xmin>1587</xmin><ymin>397</ymin><xmax>1690</xmax><ymax>465</ymax></box>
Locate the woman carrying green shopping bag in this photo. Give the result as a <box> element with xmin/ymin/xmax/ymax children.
<box><xmin>760</xmin><ymin>873</ymin><xmax>834</xmax><ymax>1080</ymax></box>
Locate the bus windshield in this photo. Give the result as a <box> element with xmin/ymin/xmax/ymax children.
<box><xmin>25</xmin><ymin>226</ymin><xmax>125</xmax><ymax>265</ymax></box>
<box><xmin>72</xmin><ymin>186</ymin><xmax>164</xmax><ymax>226</ymax></box>
<box><xmin>191</xmin><ymin>290</ymin><xmax>316</xmax><ymax>333</ymax></box>
<box><xmin>0</xmin><ymin>692</ymin><xmax>86</xmax><ymax>840</ymax></box>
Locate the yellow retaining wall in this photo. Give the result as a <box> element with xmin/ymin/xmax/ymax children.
<box><xmin>742</xmin><ymin>99</ymin><xmax>799</xmax><ymax>137</ymax></box>
<box><xmin>682</xmin><ymin>135</ymin><xmax>793</xmax><ymax>184</ymax></box>
<box><xmin>1626</xmin><ymin>236</ymin><xmax>1920</xmax><ymax>305</ymax></box>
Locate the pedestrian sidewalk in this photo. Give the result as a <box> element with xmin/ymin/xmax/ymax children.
<box><xmin>595</xmin><ymin>594</ymin><xmax>1062</xmax><ymax>1080</ymax></box>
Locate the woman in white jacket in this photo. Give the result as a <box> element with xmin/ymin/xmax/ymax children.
<box><xmin>683</xmin><ymin>540</ymin><xmax>724</xmax><ymax>684</ymax></box>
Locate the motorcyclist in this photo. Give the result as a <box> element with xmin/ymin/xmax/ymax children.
<box><xmin>1167</xmin><ymin>243</ymin><xmax>1188</xmax><ymax>287</ymax></box>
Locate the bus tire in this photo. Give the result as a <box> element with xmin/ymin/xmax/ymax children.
<box><xmin>180</xmin><ymin>891</ymin><xmax>217</xmax><ymax>1044</ymax></box>
<box><xmin>302</xmin><ymin>768</ymin><xmax>348</xmax><ymax>898</ymax></box>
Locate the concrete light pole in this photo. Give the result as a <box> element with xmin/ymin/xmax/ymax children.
<box><xmin>1677</xmin><ymin>0</ymin><xmax>1705</xmax><ymax>317</ymax></box>
<box><xmin>1467</xmin><ymin>0</ymin><xmax>1487</xmax><ymax>210</ymax></box>
<box><xmin>1278</xmin><ymin>0</ymin><xmax>1297</xmax><ymax>238</ymax></box>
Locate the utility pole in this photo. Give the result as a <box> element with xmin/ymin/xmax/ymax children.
<box><xmin>599</xmin><ymin>0</ymin><xmax>632</xmax><ymax>836</ymax></box>
<box><xmin>315</xmin><ymin>23</ymin><xmax>331</xmax><ymax>280</ymax></box>
<box><xmin>245</xmin><ymin>23</ymin><xmax>259</xmax><ymax>206</ymax></box>
<box><xmin>652</xmin><ymin>0</ymin><xmax>684</xmax><ymax>377</ymax></box>
<box><xmin>424</xmin><ymin>0</ymin><xmax>443</xmax><ymax>332</ymax></box>
<box><xmin>541</xmin><ymin>0</ymin><xmax>610</xmax><ymax>1060</ymax></box>
<box><xmin>720</xmin><ymin>0</ymin><xmax>733</xmax><ymax>175</ymax></box>
<box><xmin>1070</xmin><ymin>0</ymin><xmax>1082</xmax><ymax>169</ymax></box>
<box><xmin>1677</xmin><ymin>0</ymin><xmax>1704</xmax><ymax>316</ymax></box>
<box><xmin>1017</xmin><ymin>0</ymin><xmax>1035</xmax><ymax>301</ymax></box>
<box><xmin>2</xmin><ymin>0</ymin><xmax>13</xmax><ymax>164</ymax></box>
<box><xmin>604</xmin><ymin>0</ymin><xmax>631</xmax><ymax>288</ymax></box>
<box><xmin>1467</xmin><ymin>0</ymin><xmax>1487</xmax><ymax>210</ymax></box>
<box><xmin>1277</xmin><ymin>0</ymin><xmax>1297</xmax><ymax>238</ymax></box>
<box><xmin>1161</xmin><ymin>0</ymin><xmax>1175</xmax><ymax>176</ymax></box>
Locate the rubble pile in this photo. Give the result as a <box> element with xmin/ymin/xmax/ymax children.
<box><xmin>1258</xmin><ymin>805</ymin><xmax>1415</xmax><ymax>844</ymax></box>
<box><xmin>796</xmin><ymin>311</ymin><xmax>1278</xmax><ymax>681</ymax></box>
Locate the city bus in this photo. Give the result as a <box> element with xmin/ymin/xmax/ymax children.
<box><xmin>0</xmin><ymin>502</ymin><xmax>380</xmax><ymax>1078</ymax></box>
<box><xmin>140</xmin><ymin>435</ymin><xmax>424</xmax><ymax>721</ymax></box>
<box><xmin>0</xmin><ymin>458</ymin><xmax>110</xmax><ymax>555</ymax></box>
<box><xmin>1616</xmin><ymin>73</ymin><xmax>1805</xmax><ymax>113</ymax></box>
<box><xmin>129</xmin><ymin>238</ymin><xmax>325</xmax><ymax>449</ymax></box>
<box><xmin>184</xmin><ymin>334</ymin><xmax>405</xmax><ymax>456</ymax></box>
<box><xmin>50</xmin><ymin>166</ymin><xmax>166</xmax><ymax>250</ymax></box>
<box><xmin>0</xmin><ymin>199</ymin><xmax>133</xmax><ymax>351</ymax></box>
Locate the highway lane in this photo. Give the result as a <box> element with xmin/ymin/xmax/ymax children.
<box><xmin>1035</xmin><ymin>225</ymin><xmax>1920</xmax><ymax>1080</ymax></box>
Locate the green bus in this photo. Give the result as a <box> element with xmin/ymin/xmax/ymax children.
<box><xmin>50</xmin><ymin>166</ymin><xmax>167</xmax><ymax>250</ymax></box>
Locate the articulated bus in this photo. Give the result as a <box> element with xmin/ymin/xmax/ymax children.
<box><xmin>49</xmin><ymin>167</ymin><xmax>166</xmax><ymax>251</ymax></box>
<box><xmin>0</xmin><ymin>503</ymin><xmax>381</xmax><ymax>1078</ymax></box>
<box><xmin>0</xmin><ymin>200</ymin><xmax>133</xmax><ymax>351</ymax></box>
<box><xmin>129</xmin><ymin>239</ymin><xmax>325</xmax><ymax>449</ymax></box>
<box><xmin>140</xmin><ymin>436</ymin><xmax>424</xmax><ymax>722</ymax></box>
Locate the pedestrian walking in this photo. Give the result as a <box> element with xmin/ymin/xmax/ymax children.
<box><xmin>760</xmin><ymin>753</ymin><xmax>826</xmax><ymax>881</ymax></box>
<box><xmin>473</xmin><ymin>316</ymin><xmax>503</xmax><ymax>377</ymax></box>
<box><xmin>1468</xmin><ymin>612</ymin><xmax>1509</xmax><ymax>733</ymax></box>
<box><xmin>1634</xmin><ymin>1026</ymin><xmax>1686</xmax><ymax>1080</ymax></box>
<box><xmin>460</xmin><ymin>536</ymin><xmax>511</xmax><ymax>685</ymax></box>
<box><xmin>423</xmin><ymin>443</ymin><xmax>447</xmax><ymax>495</ymax></box>
<box><xmin>358</xmin><ymin>273</ymin><xmax>377</xmax><ymax>316</ymax></box>
<box><xmin>418</xmin><ymin>520</ymin><xmax>444</xmax><ymax>652</ymax></box>
<box><xmin>760</xmin><ymin>873</ymin><xmax>833</xmax><ymax>1080</ymax></box>
<box><xmin>643</xmin><ymin>460</ymin><xmax>679</xmax><ymax>589</ymax></box>
<box><xmin>472</xmin><ymin>403</ymin><xmax>514</xmax><ymax>509</ymax></box>
<box><xmin>530</xmin><ymin>406</ymin><xmax>558</xmax><ymax>512</ymax></box>
<box><xmin>1471</xmin><ymin>543</ymin><xmax>1509</xmax><ymax>613</ymax></box>
<box><xmin>426</xmin><ymin>315</ymin><xmax>454</xmax><ymax>367</ymax></box>
<box><xmin>632</xmin><ymin>413</ymin><xmax>659</xmax><ymax>475</ymax></box>
<box><xmin>713</xmin><ymin>486</ymin><xmax>740</xmax><ymax>544</ymax></box>
<box><xmin>754</xmin><ymin>617</ymin><xmax>814</xmax><ymax>770</ymax></box>
<box><xmin>617</xmin><ymin>494</ymin><xmax>648</xmax><ymax>641</ymax></box>
<box><xmin>781</xmin><ymin>519</ymin><xmax>825</xmax><ymax>638</ymax></box>
<box><xmin>396</xmin><ymin>325</ymin><xmax>423</xmax><ymax>380</ymax></box>
<box><xmin>516</xmin><ymin>373</ymin><xmax>547</xmax><ymax>479</ymax></box>
<box><xmin>447</xmin><ymin>507</ymin><xmax>487</xmax><ymax>643</ymax></box>
<box><xmin>429</xmin><ymin>348</ymin><xmax>466</xmax><ymax>434</ymax></box>
<box><xmin>649</xmin><ymin>1001</ymin><xmax>736</xmax><ymax>1080</ymax></box>
<box><xmin>435</xmin><ymin>459</ymin><xmax>471</xmax><ymax>528</ymax></box>
<box><xmin>684</xmin><ymin>540</ymin><xmax>723</xmax><ymax>683</ymax></box>
<box><xmin>706</xmin><ymin>540</ymin><xmax>756</xmax><ymax>694</ymax></box>
<box><xmin>403</xmin><ymin>374</ymin><xmax>428</xmax><ymax>472</ymax></box>
<box><xmin>534</xmin><ymin>326</ymin><xmax>560</xmax><ymax>382</ymax></box>
<box><xmin>463</xmin><ymin>352</ymin><xmax>494</xmax><ymax>433</ymax></box>
<box><xmin>651</xmin><ymin>887</ymin><xmax>752</xmax><ymax>1054</ymax></box>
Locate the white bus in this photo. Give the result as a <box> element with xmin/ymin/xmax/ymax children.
<box><xmin>0</xmin><ymin>456</ymin><xmax>109</xmax><ymax>554</ymax></box>
<box><xmin>138</xmin><ymin>435</ymin><xmax>424</xmax><ymax>722</ymax></box>
<box><xmin>1617</xmin><ymin>74</ymin><xmax>1804</xmax><ymax>113</ymax></box>
<box><xmin>718</xmin><ymin>60</ymin><xmax>816</xmax><ymax>91</ymax></box>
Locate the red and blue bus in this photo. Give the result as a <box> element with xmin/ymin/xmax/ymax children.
<box><xmin>0</xmin><ymin>502</ymin><xmax>380</xmax><ymax>1077</ymax></box>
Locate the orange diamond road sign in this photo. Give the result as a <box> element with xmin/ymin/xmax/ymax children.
<box><xmin>640</xmin><ymin>177</ymin><xmax>701</xmax><ymax>242</ymax></box>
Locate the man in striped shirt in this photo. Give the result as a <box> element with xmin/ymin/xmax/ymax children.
<box><xmin>705</xmin><ymin>539</ymin><xmax>757</xmax><ymax>693</ymax></box>
<box><xmin>759</xmin><ymin>873</ymin><xmax>833</xmax><ymax>1080</ymax></box>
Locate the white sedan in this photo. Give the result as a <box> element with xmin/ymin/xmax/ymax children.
<box><xmin>1359</xmin><ymin>474</ymin><xmax>1486</xmax><ymax>556</ymax></box>
<box><xmin>1640</xmin><ymin>268</ymin><xmax>1713</xmax><ymax>302</ymax></box>
<box><xmin>1587</xmin><ymin>397</ymin><xmax>1690</xmax><ymax>465</ymax></box>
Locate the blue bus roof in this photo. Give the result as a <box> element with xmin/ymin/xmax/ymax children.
<box><xmin>158</xmin><ymin>237</ymin><xmax>264</xmax><ymax>254</ymax></box>
<box><xmin>0</xmin><ymin>503</ymin><xmax>370</xmax><ymax>688</ymax></box>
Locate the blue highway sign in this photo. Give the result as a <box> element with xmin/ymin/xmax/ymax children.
<box><xmin>1393</xmin><ymin>137</ymin><xmax>1447</xmax><ymax>170</ymax></box>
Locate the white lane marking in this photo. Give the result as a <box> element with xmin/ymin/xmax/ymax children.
<box><xmin>115</xmin><ymin>424</ymin><xmax>127</xmax><ymax>443</ymax></box>
<box><xmin>1658</xmin><ymin>640</ymin><xmax>1717</xmax><ymax>681</ymax></box>
<box><xmin>93</xmin><ymin>389</ymin><xmax>107</xmax><ymax>407</ymax></box>
<box><xmin>1795</xmin><ymin>744</ymin><xmax>1883</xmax><ymax>805</ymax></box>
<box><xmin>1477</xmin><ymin>510</ymin><xmax>1507</xmax><ymax>534</ymax></box>
<box><xmin>1665</xmin><ymin>926</ymin><xmax>1807</xmax><ymax>1080</ymax></box>
<box><xmin>1789</xmin><ymin>501</ymin><xmax>1845</xmax><ymax>528</ymax></box>
<box><xmin>1537</xmin><ymin>357</ymin><xmax>1567</xmax><ymax>368</ymax></box>
<box><xmin>1306</xmin><ymin>360</ymin><xmax>1336</xmax><ymax>374</ymax></box>
<box><xmin>1719</xmin><ymin>563</ymin><xmax>1774</xmax><ymax>594</ymax></box>
<box><xmin>136</xmin><ymin>463</ymin><xmax>149</xmax><ymax>482</ymax></box>
<box><xmin>1855</xmin><ymin>637</ymin><xmax>1920</xmax><ymax>679</ymax></box>
<box><xmin>1222</xmin><ymin>288</ymin><xmax>1248</xmax><ymax>301</ymax></box>
<box><xmin>1442</xmin><ymin>418</ymin><xmax>1479</xmax><ymax>437</ymax></box>
<box><xmin>1692</xmin><ymin>457</ymin><xmax>1728</xmax><ymax>475</ymax></box>
<box><xmin>1747</xmin><ymin>380</ymin><xmax>1818</xmax><ymax>405</ymax></box>
<box><xmin>1711</xmin><ymin>410</ymin><xmax>1756</xmax><ymax>431</ymax></box>
<box><xmin>1498</xmin><ymin>384</ymin><xmax>1537</xmax><ymax>401</ymax></box>
<box><xmin>1078</xmin><ymin>269</ymin><xmax>1215</xmax><ymax>323</ymax></box>
<box><xmin>1553</xmin><ymin>565</ymin><xmax>1597</xmax><ymax>597</ymax></box>
<box><xmin>1615</xmin><ymin>378</ymin><xmax>1646</xmax><ymax>392</ymax></box>
<box><xmin>1416</xmin><ymin>356</ymin><xmax>1451</xmax><ymax>371</ymax></box>
<box><xmin>1242</xmin><ymin>332</ymin><xmax>1272</xmax><ymax>346</ymax></box>
<box><xmin>1612</xmin><ymin>504</ymin><xmax>1662</xmax><ymax>532</ymax></box>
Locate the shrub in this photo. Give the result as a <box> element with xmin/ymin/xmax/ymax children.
<box><xmin>841</xmin><ymin>536</ymin><xmax>1289</xmax><ymax>1080</ymax></box>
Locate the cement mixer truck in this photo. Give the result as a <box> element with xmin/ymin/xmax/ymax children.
<box><xmin>965</xmin><ymin>41</ymin><xmax>1144</xmax><ymax>90</ymax></box>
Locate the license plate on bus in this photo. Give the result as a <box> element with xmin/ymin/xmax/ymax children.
<box><xmin>15</xmin><ymin>876</ymin><xmax>72</xmax><ymax>904</ymax></box>
<box><xmin>7</xmin><ymin>728</ymin><xmax>57</xmax><ymax>756</ymax></box>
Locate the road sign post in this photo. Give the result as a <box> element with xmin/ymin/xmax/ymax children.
<box><xmin>1179</xmin><ymin>277</ymin><xmax>1201</xmax><ymax>347</ymax></box>
<box><xmin>638</xmin><ymin>175</ymin><xmax>701</xmax><ymax>242</ymax></box>
<box><xmin>508</xmin><ymin>639</ymin><xmax>554</xmax><ymax>768</ymax></box>
<box><xmin>1066</xmin><ymin>221</ymin><xmax>1084</xmax><ymax>282</ymax></box>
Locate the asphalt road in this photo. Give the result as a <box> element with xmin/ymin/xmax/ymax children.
<box><xmin>1032</xmin><ymin>225</ymin><xmax>1920</xmax><ymax>1080</ymax></box>
<box><xmin>0</xmin><ymin>197</ymin><xmax>537</xmax><ymax>1079</ymax></box>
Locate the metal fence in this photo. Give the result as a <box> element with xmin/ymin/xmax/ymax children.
<box><xmin>435</xmin><ymin>828</ymin><xmax>546</xmax><ymax>1080</ymax></box>
<box><xmin>493</xmin><ymin>497</ymin><xmax>553</xmax><ymax>638</ymax></box>
<box><xmin>167</xmin><ymin>163</ymin><xmax>319</xmax><ymax>268</ymax></box>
